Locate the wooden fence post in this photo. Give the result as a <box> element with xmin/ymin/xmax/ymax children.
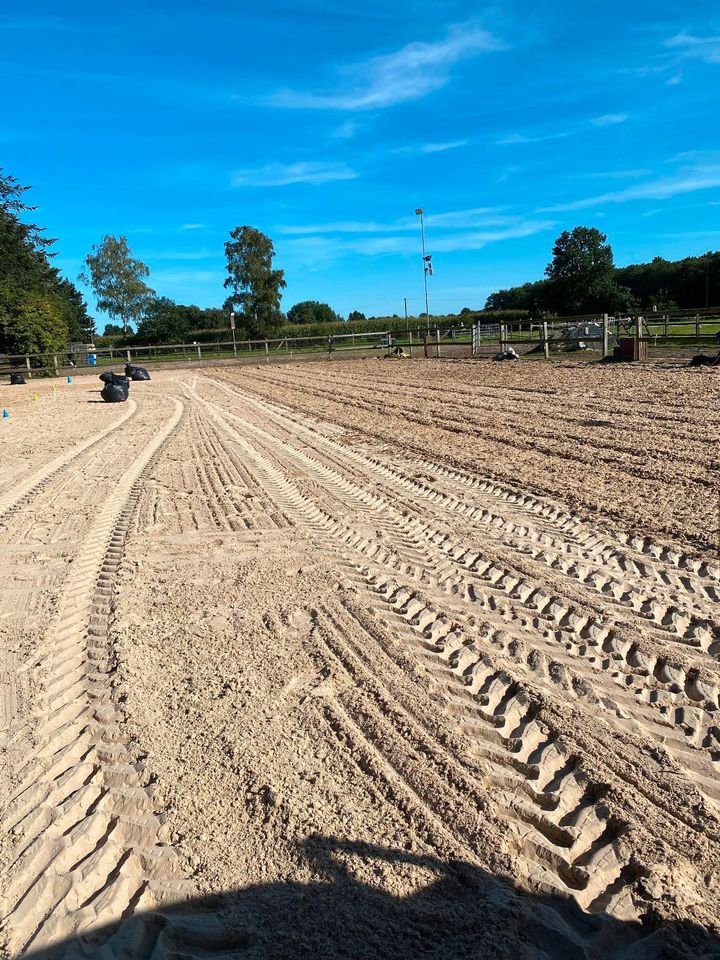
<box><xmin>196</xmin><ymin>344</ymin><xmax>201</xmax><ymax>360</ymax></box>
<box><xmin>53</xmin><ymin>355</ymin><xmax>59</xmax><ymax>376</ymax></box>
<box><xmin>408</xmin><ymin>332</ymin><xmax>413</xmax><ymax>357</ymax></box>
<box><xmin>542</xmin><ymin>321</ymin><xmax>549</xmax><ymax>360</ymax></box>
<box><xmin>602</xmin><ymin>313</ymin><xmax>609</xmax><ymax>358</ymax></box>
<box><xmin>436</xmin><ymin>329</ymin><xmax>441</xmax><ymax>358</ymax></box>
<box><xmin>664</xmin><ymin>314</ymin><xmax>669</xmax><ymax>337</ymax></box>
<box><xmin>265</xmin><ymin>341</ymin><xmax>270</xmax><ymax>363</ymax></box>
<box><xmin>696</xmin><ymin>314</ymin><xmax>700</xmax><ymax>337</ymax></box>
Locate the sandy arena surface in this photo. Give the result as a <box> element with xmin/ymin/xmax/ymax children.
<box><xmin>1</xmin><ymin>359</ymin><xmax>719</xmax><ymax>959</ymax></box>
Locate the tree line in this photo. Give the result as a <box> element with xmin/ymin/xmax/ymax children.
<box><xmin>485</xmin><ymin>226</ymin><xmax>720</xmax><ymax>315</ymax></box>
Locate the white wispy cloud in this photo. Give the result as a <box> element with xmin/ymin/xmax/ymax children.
<box><xmin>232</xmin><ymin>161</ymin><xmax>357</xmax><ymax>187</ymax></box>
<box><xmin>389</xmin><ymin>139</ymin><xmax>469</xmax><ymax>157</ymax></box>
<box><xmin>279</xmin><ymin>220</ymin><xmax>399</xmax><ymax>236</ymax></box>
<box><xmin>424</xmin><ymin>207</ymin><xmax>510</xmax><ymax>229</ymax></box>
<box><xmin>499</xmin><ymin>113</ymin><xmax>630</xmax><ymax>146</ymax></box>
<box><xmin>496</xmin><ymin>130</ymin><xmax>572</xmax><ymax>145</ymax></box>
<box><xmin>625</xmin><ymin>29</ymin><xmax>720</xmax><ymax>81</ymax></box>
<box><xmin>420</xmin><ymin>140</ymin><xmax>468</xmax><ymax>153</ymax></box>
<box><xmin>665</xmin><ymin>32</ymin><xmax>720</xmax><ymax>64</ymax></box>
<box><xmin>580</xmin><ymin>168</ymin><xmax>652</xmax><ymax>180</ymax></box>
<box><xmin>277</xmin><ymin>207</ymin><xmax>514</xmax><ymax>236</ymax></box>
<box><xmin>269</xmin><ymin>22</ymin><xmax>505</xmax><ymax>111</ymax></box>
<box><xmin>539</xmin><ymin>159</ymin><xmax>720</xmax><ymax>212</ymax></box>
<box><xmin>591</xmin><ymin>113</ymin><xmax>629</xmax><ymax>126</ymax></box>
<box><xmin>279</xmin><ymin>218</ymin><xmax>554</xmax><ymax>265</ymax></box>
<box><xmin>180</xmin><ymin>223</ymin><xmax>205</xmax><ymax>231</ymax></box>
<box><xmin>332</xmin><ymin>121</ymin><xmax>359</xmax><ymax>139</ymax></box>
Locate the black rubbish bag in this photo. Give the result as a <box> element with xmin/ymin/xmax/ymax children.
<box><xmin>99</xmin><ymin>372</ymin><xmax>130</xmax><ymax>387</ymax></box>
<box><xmin>125</xmin><ymin>363</ymin><xmax>151</xmax><ymax>381</ymax></box>
<box><xmin>10</xmin><ymin>373</ymin><xmax>26</xmax><ymax>385</ymax></box>
<box><xmin>689</xmin><ymin>352</ymin><xmax>720</xmax><ymax>367</ymax></box>
<box><xmin>100</xmin><ymin>372</ymin><xmax>130</xmax><ymax>403</ymax></box>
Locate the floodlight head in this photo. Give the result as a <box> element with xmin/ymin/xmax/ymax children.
<box><xmin>415</xmin><ymin>208</ymin><xmax>423</xmax><ymax>215</ymax></box>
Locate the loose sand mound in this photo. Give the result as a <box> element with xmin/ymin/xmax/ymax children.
<box><xmin>0</xmin><ymin>362</ymin><xmax>718</xmax><ymax>958</ymax></box>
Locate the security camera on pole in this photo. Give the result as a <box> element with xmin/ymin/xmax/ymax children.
<box><xmin>415</xmin><ymin>208</ymin><xmax>432</xmax><ymax>333</ymax></box>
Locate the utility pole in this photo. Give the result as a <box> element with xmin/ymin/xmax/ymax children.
<box><xmin>404</xmin><ymin>297</ymin><xmax>408</xmax><ymax>334</ymax></box>
<box><xmin>415</xmin><ymin>208</ymin><xmax>432</xmax><ymax>333</ymax></box>
<box><xmin>230</xmin><ymin>310</ymin><xmax>237</xmax><ymax>355</ymax></box>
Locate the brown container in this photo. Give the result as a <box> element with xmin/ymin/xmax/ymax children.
<box><xmin>613</xmin><ymin>337</ymin><xmax>647</xmax><ymax>361</ymax></box>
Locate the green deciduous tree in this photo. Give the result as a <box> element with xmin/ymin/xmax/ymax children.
<box><xmin>1</xmin><ymin>290</ymin><xmax>69</xmax><ymax>356</ymax></box>
<box><xmin>224</xmin><ymin>226</ymin><xmax>286</xmax><ymax>337</ymax></box>
<box><xmin>102</xmin><ymin>323</ymin><xmax>125</xmax><ymax>337</ymax></box>
<box><xmin>545</xmin><ymin>227</ymin><xmax>635</xmax><ymax>315</ymax></box>
<box><xmin>347</xmin><ymin>310</ymin><xmax>366</xmax><ymax>323</ymax></box>
<box><xmin>287</xmin><ymin>300</ymin><xmax>342</xmax><ymax>326</ymax></box>
<box><xmin>80</xmin><ymin>235</ymin><xmax>155</xmax><ymax>335</ymax></box>
<box><xmin>0</xmin><ymin>167</ymin><xmax>91</xmax><ymax>355</ymax></box>
<box><xmin>134</xmin><ymin>297</ymin><xmax>193</xmax><ymax>344</ymax></box>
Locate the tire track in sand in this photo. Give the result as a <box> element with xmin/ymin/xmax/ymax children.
<box><xmin>183</xmin><ymin>390</ymin><xmax>663</xmax><ymax>925</ymax></box>
<box><xmin>200</xmin><ymin>381</ymin><xmax>720</xmax><ymax>798</ymax></box>
<box><xmin>0</xmin><ymin>400</ymin><xmax>138</xmax><ymax>525</ymax></box>
<box><xmin>193</xmin><ymin>383</ymin><xmax>720</xmax><ymax>802</ymax></box>
<box><xmin>0</xmin><ymin>398</ymin><xmax>211</xmax><ymax>957</ymax></box>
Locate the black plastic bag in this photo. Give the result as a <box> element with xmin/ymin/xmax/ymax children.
<box><xmin>10</xmin><ymin>373</ymin><xmax>26</xmax><ymax>385</ymax></box>
<box><xmin>99</xmin><ymin>372</ymin><xmax>130</xmax><ymax>402</ymax></box>
<box><xmin>99</xmin><ymin>372</ymin><xmax>130</xmax><ymax>387</ymax></box>
<box><xmin>125</xmin><ymin>364</ymin><xmax>151</xmax><ymax>381</ymax></box>
<box><xmin>689</xmin><ymin>353</ymin><xmax>720</xmax><ymax>367</ymax></box>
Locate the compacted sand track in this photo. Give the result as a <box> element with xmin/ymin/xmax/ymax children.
<box><xmin>0</xmin><ymin>361</ymin><xmax>718</xmax><ymax>958</ymax></box>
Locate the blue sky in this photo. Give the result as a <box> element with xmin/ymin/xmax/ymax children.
<box><xmin>2</xmin><ymin>2</ymin><xmax>720</xmax><ymax>325</ymax></box>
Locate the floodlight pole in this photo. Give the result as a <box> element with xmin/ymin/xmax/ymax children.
<box><xmin>415</xmin><ymin>208</ymin><xmax>430</xmax><ymax>333</ymax></box>
<box><xmin>230</xmin><ymin>311</ymin><xmax>237</xmax><ymax>355</ymax></box>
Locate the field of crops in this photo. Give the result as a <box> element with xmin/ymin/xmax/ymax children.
<box><xmin>1</xmin><ymin>358</ymin><xmax>719</xmax><ymax>958</ymax></box>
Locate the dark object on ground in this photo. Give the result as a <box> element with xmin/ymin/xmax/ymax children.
<box><xmin>689</xmin><ymin>352</ymin><xmax>720</xmax><ymax>367</ymax></box>
<box><xmin>9</xmin><ymin>373</ymin><xmax>26</xmax><ymax>385</ymax></box>
<box><xmin>125</xmin><ymin>364</ymin><xmax>151</xmax><ymax>381</ymax></box>
<box><xmin>493</xmin><ymin>348</ymin><xmax>519</xmax><ymax>361</ymax></box>
<box><xmin>99</xmin><ymin>372</ymin><xmax>130</xmax><ymax>388</ymax></box>
<box><xmin>100</xmin><ymin>372</ymin><xmax>130</xmax><ymax>403</ymax></box>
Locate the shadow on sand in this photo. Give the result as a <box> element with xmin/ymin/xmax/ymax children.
<box><xmin>20</xmin><ymin>837</ymin><xmax>719</xmax><ymax>959</ymax></box>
